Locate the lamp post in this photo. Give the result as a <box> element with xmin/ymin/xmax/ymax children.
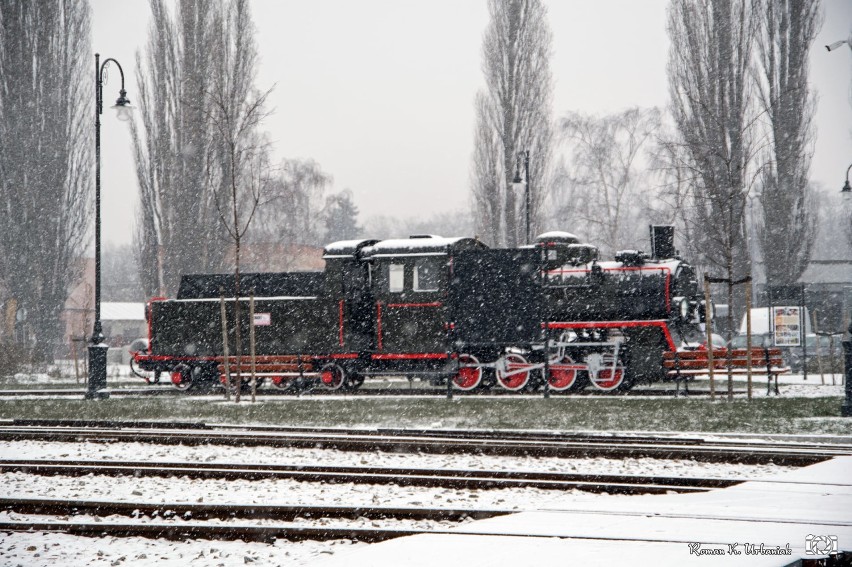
<box><xmin>512</xmin><ymin>150</ymin><xmax>531</xmax><ymax>244</ymax></box>
<box><xmin>86</xmin><ymin>53</ymin><xmax>131</xmax><ymax>400</ymax></box>
<box><xmin>842</xmin><ymin>322</ymin><xmax>852</xmax><ymax>417</ymax></box>
<box><xmin>842</xmin><ymin>164</ymin><xmax>852</xmax><ymax>416</ymax></box>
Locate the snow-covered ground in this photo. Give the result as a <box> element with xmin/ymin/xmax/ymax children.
<box><xmin>0</xmin><ymin>439</ymin><xmax>799</xmax><ymax>566</ymax></box>
<box><xmin>690</xmin><ymin>372</ymin><xmax>846</xmax><ymax>398</ymax></box>
<box><xmin>0</xmin><ymin>532</ymin><xmax>358</xmax><ymax>567</ymax></box>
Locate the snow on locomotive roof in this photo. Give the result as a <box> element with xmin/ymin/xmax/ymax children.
<box><xmin>323</xmin><ymin>239</ymin><xmax>381</xmax><ymax>258</ymax></box>
<box><xmin>536</xmin><ymin>231</ymin><xmax>580</xmax><ymax>243</ymax></box>
<box><xmin>362</xmin><ymin>235</ymin><xmax>487</xmax><ymax>257</ymax></box>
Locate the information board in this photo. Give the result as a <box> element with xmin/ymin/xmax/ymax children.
<box><xmin>773</xmin><ymin>306</ymin><xmax>801</xmax><ymax>346</ymax></box>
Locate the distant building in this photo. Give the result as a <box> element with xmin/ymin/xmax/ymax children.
<box><xmin>224</xmin><ymin>243</ymin><xmax>325</xmax><ymax>273</ymax></box>
<box><xmin>752</xmin><ymin>240</ymin><xmax>852</xmax><ymax>334</ymax></box>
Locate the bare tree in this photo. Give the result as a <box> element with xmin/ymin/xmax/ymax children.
<box><xmin>206</xmin><ymin>0</ymin><xmax>272</xmax><ymax>402</ymax></box>
<box><xmin>554</xmin><ymin>108</ymin><xmax>662</xmax><ymax>255</ymax></box>
<box><xmin>132</xmin><ymin>0</ymin><xmax>226</xmax><ymax>298</ymax></box>
<box><xmin>754</xmin><ymin>0</ymin><xmax>821</xmax><ymax>287</ymax></box>
<box><xmin>251</xmin><ymin>158</ymin><xmax>332</xmax><ymax>253</ymax></box>
<box><xmin>0</xmin><ymin>1</ymin><xmax>92</xmax><ymax>361</ymax></box>
<box><xmin>649</xmin><ymin>124</ymin><xmax>703</xmax><ymax>261</ymax></box>
<box><xmin>471</xmin><ymin>0</ymin><xmax>553</xmax><ymax>247</ymax></box>
<box><xmin>667</xmin><ymin>0</ymin><xmax>765</xmax><ymax>337</ymax></box>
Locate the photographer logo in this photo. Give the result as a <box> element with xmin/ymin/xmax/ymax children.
<box><xmin>805</xmin><ymin>535</ymin><xmax>838</xmax><ymax>555</ymax></box>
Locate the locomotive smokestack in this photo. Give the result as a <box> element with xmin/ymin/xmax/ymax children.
<box><xmin>650</xmin><ymin>225</ymin><xmax>675</xmax><ymax>259</ymax></box>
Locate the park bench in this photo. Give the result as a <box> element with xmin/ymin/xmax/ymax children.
<box><xmin>216</xmin><ymin>355</ymin><xmax>316</xmax><ymax>382</ymax></box>
<box><xmin>663</xmin><ymin>347</ymin><xmax>791</xmax><ymax>396</ymax></box>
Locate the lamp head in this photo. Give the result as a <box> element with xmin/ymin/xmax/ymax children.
<box><xmin>512</xmin><ymin>163</ymin><xmax>524</xmax><ymax>194</ymax></box>
<box><xmin>111</xmin><ymin>89</ymin><xmax>133</xmax><ymax>121</ymax></box>
<box><xmin>843</xmin><ymin>179</ymin><xmax>852</xmax><ymax>198</ymax></box>
<box><xmin>826</xmin><ymin>39</ymin><xmax>851</xmax><ymax>52</ymax></box>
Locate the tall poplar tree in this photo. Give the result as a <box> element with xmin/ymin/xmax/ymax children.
<box><xmin>132</xmin><ymin>0</ymin><xmax>226</xmax><ymax>297</ymax></box>
<box><xmin>0</xmin><ymin>1</ymin><xmax>92</xmax><ymax>361</ymax></box>
<box><xmin>755</xmin><ymin>0</ymin><xmax>821</xmax><ymax>287</ymax></box>
<box><xmin>667</xmin><ymin>0</ymin><xmax>762</xmax><ymax>334</ymax></box>
<box><xmin>471</xmin><ymin>0</ymin><xmax>553</xmax><ymax>247</ymax></box>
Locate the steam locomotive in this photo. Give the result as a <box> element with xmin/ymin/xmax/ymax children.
<box><xmin>132</xmin><ymin>226</ymin><xmax>707</xmax><ymax>393</ymax></box>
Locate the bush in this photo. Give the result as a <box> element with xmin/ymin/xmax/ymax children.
<box><xmin>805</xmin><ymin>355</ymin><xmax>843</xmax><ymax>375</ymax></box>
<box><xmin>0</xmin><ymin>341</ymin><xmax>30</xmax><ymax>378</ymax></box>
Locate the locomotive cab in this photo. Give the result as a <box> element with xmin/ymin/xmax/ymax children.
<box><xmin>322</xmin><ymin>239</ymin><xmax>380</xmax><ymax>354</ymax></box>
<box><xmin>361</xmin><ymin>236</ymin><xmax>486</xmax><ymax>357</ymax></box>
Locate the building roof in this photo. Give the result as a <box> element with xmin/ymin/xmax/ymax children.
<box><xmin>101</xmin><ymin>302</ymin><xmax>145</xmax><ymax>321</ymax></box>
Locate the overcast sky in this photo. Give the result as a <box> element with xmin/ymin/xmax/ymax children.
<box><xmin>92</xmin><ymin>0</ymin><xmax>852</xmax><ymax>247</ymax></box>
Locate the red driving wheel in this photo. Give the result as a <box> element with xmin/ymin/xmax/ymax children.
<box><xmin>452</xmin><ymin>354</ymin><xmax>482</xmax><ymax>390</ymax></box>
<box><xmin>496</xmin><ymin>353</ymin><xmax>531</xmax><ymax>391</ymax></box>
<box><xmin>547</xmin><ymin>357</ymin><xmax>578</xmax><ymax>391</ymax></box>
<box><xmin>593</xmin><ymin>363</ymin><xmax>625</xmax><ymax>391</ymax></box>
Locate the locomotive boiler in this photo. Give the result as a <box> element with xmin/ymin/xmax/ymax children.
<box><xmin>132</xmin><ymin>226</ymin><xmax>707</xmax><ymax>393</ymax></box>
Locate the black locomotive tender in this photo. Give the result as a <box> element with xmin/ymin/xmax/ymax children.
<box><xmin>133</xmin><ymin>226</ymin><xmax>708</xmax><ymax>393</ymax></box>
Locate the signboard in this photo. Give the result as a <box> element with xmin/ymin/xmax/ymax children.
<box><xmin>253</xmin><ymin>313</ymin><xmax>271</xmax><ymax>326</ymax></box>
<box><xmin>773</xmin><ymin>306</ymin><xmax>801</xmax><ymax>346</ymax></box>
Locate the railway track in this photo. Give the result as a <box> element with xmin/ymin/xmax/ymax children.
<box><xmin>0</xmin><ymin>521</ymin><xmax>450</xmax><ymax>543</ymax></box>
<box><xmin>0</xmin><ymin>458</ymin><xmax>733</xmax><ymax>494</ymax></box>
<box><xmin>2</xmin><ymin>424</ymin><xmax>849</xmax><ymax>551</ymax></box>
<box><xmin>0</xmin><ymin>421</ymin><xmax>848</xmax><ymax>465</ymax></box>
<box><xmin>0</xmin><ymin>496</ymin><xmax>489</xmax><ymax>542</ymax></box>
<box><xmin>0</xmin><ymin>496</ymin><xmax>509</xmax><ymax>522</ymax></box>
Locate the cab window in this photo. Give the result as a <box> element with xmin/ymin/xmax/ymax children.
<box><xmin>387</xmin><ymin>264</ymin><xmax>404</xmax><ymax>293</ymax></box>
<box><xmin>413</xmin><ymin>259</ymin><xmax>440</xmax><ymax>292</ymax></box>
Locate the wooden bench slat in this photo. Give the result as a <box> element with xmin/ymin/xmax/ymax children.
<box><xmin>667</xmin><ymin>367</ymin><xmax>790</xmax><ymax>376</ymax></box>
<box><xmin>664</xmin><ymin>359</ymin><xmax>783</xmax><ymax>369</ymax></box>
<box><xmin>663</xmin><ymin>348</ymin><xmax>781</xmax><ymax>360</ymax></box>
<box><xmin>217</xmin><ymin>364</ymin><xmax>316</xmax><ymax>373</ymax></box>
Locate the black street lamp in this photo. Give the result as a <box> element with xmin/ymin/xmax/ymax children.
<box><xmin>512</xmin><ymin>150</ymin><xmax>531</xmax><ymax>244</ymax></box>
<box><xmin>843</xmin><ymin>164</ymin><xmax>852</xmax><ymax>417</ymax></box>
<box><xmin>86</xmin><ymin>53</ymin><xmax>131</xmax><ymax>400</ymax></box>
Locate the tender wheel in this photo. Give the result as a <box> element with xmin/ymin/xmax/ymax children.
<box><xmin>496</xmin><ymin>353</ymin><xmax>532</xmax><ymax>391</ymax></box>
<box><xmin>320</xmin><ymin>363</ymin><xmax>345</xmax><ymax>391</ymax></box>
<box><xmin>547</xmin><ymin>356</ymin><xmax>578</xmax><ymax>391</ymax></box>
<box><xmin>170</xmin><ymin>365</ymin><xmax>195</xmax><ymax>391</ymax></box>
<box><xmin>452</xmin><ymin>354</ymin><xmax>482</xmax><ymax>391</ymax></box>
<box><xmin>591</xmin><ymin>361</ymin><xmax>626</xmax><ymax>392</ymax></box>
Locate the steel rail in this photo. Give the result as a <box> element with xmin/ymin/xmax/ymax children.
<box><xmin>0</xmin><ymin>459</ymin><xmax>727</xmax><ymax>493</ymax></box>
<box><xmin>0</xmin><ymin>425</ymin><xmax>840</xmax><ymax>465</ymax></box>
<box><xmin>0</xmin><ymin>497</ymin><xmax>510</xmax><ymax>522</ymax></box>
<box><xmin>0</xmin><ymin>520</ymin><xmax>438</xmax><ymax>543</ymax></box>
<box><xmin>0</xmin><ymin>426</ymin><xmax>842</xmax><ymax>466</ymax></box>
<box><xmin>206</xmin><ymin>423</ymin><xmax>852</xmax><ymax>451</ymax></box>
<box><xmin>10</xmin><ymin>419</ymin><xmax>852</xmax><ymax>452</ymax></box>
